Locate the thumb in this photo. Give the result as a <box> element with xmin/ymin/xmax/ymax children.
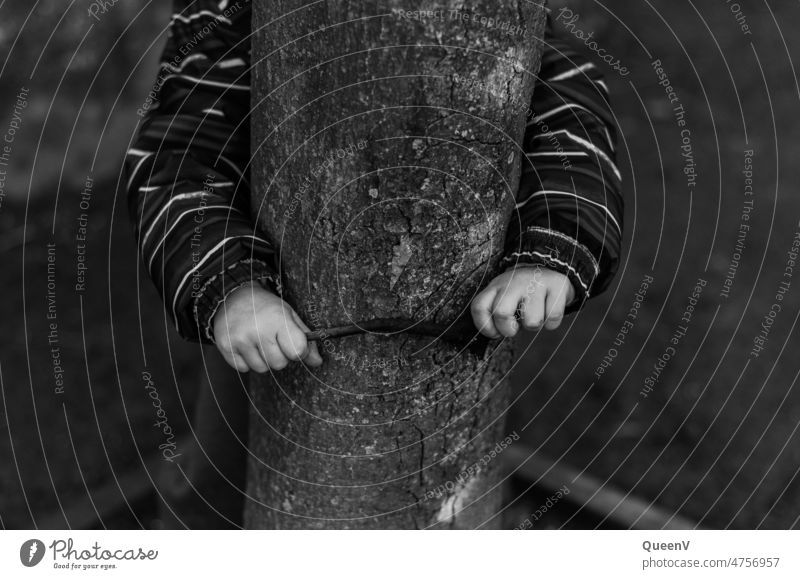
<box><xmin>290</xmin><ymin>309</ymin><xmax>323</xmax><ymax>367</ymax></box>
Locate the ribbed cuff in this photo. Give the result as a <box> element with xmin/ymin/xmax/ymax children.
<box><xmin>192</xmin><ymin>258</ymin><xmax>282</xmax><ymax>343</ymax></box>
<box><xmin>501</xmin><ymin>226</ymin><xmax>600</xmax><ymax>313</ymax></box>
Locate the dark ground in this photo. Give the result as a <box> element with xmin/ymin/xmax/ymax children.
<box><xmin>1</xmin><ymin>1</ymin><xmax>799</xmax><ymax>529</ymax></box>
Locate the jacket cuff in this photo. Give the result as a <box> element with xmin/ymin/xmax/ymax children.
<box><xmin>192</xmin><ymin>258</ymin><xmax>283</xmax><ymax>343</ymax></box>
<box><xmin>501</xmin><ymin>226</ymin><xmax>600</xmax><ymax>313</ymax></box>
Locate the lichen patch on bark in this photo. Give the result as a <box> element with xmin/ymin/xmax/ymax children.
<box><xmin>434</xmin><ymin>474</ymin><xmax>483</xmax><ymax>526</ymax></box>
<box><xmin>389</xmin><ymin>234</ymin><xmax>414</xmax><ymax>289</ymax></box>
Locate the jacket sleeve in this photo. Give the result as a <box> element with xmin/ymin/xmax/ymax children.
<box><xmin>124</xmin><ymin>0</ymin><xmax>279</xmax><ymax>344</ymax></box>
<box><xmin>502</xmin><ymin>14</ymin><xmax>624</xmax><ymax>313</ymax></box>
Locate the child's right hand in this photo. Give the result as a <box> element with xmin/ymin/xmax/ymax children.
<box><xmin>212</xmin><ymin>282</ymin><xmax>323</xmax><ymax>373</ymax></box>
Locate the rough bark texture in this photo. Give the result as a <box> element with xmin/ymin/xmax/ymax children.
<box><xmin>246</xmin><ymin>0</ymin><xmax>546</xmax><ymax>529</ymax></box>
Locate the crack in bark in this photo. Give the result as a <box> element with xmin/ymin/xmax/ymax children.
<box><xmin>413</xmin><ymin>424</ymin><xmax>426</xmax><ymax>488</ymax></box>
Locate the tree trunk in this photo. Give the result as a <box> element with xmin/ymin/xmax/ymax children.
<box><xmin>246</xmin><ymin>0</ymin><xmax>546</xmax><ymax>529</ymax></box>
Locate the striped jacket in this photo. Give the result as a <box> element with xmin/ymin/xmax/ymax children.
<box><xmin>124</xmin><ymin>0</ymin><xmax>623</xmax><ymax>344</ymax></box>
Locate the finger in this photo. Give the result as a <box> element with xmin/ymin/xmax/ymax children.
<box><xmin>289</xmin><ymin>308</ymin><xmax>313</xmax><ymax>333</ymax></box>
<box><xmin>521</xmin><ymin>287</ymin><xmax>547</xmax><ymax>331</ymax></box>
<box><xmin>220</xmin><ymin>348</ymin><xmax>250</xmax><ymax>373</ymax></box>
<box><xmin>214</xmin><ymin>330</ymin><xmax>251</xmax><ymax>372</ymax></box>
<box><xmin>491</xmin><ymin>288</ymin><xmax>522</xmax><ymax>338</ymax></box>
<box><xmin>259</xmin><ymin>341</ymin><xmax>289</xmax><ymax>371</ymax></box>
<box><xmin>277</xmin><ymin>320</ymin><xmax>310</xmax><ymax>362</ymax></box>
<box><xmin>470</xmin><ymin>286</ymin><xmax>500</xmax><ymax>338</ymax></box>
<box><xmin>291</xmin><ymin>311</ymin><xmax>323</xmax><ymax>366</ymax></box>
<box><xmin>304</xmin><ymin>340</ymin><xmax>323</xmax><ymax>367</ymax></box>
<box><xmin>544</xmin><ymin>284</ymin><xmax>570</xmax><ymax>330</ymax></box>
<box><xmin>230</xmin><ymin>353</ymin><xmax>251</xmax><ymax>373</ymax></box>
<box><xmin>236</xmin><ymin>344</ymin><xmax>269</xmax><ymax>373</ymax></box>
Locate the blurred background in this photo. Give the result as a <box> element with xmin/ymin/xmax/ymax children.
<box><xmin>1</xmin><ymin>0</ymin><xmax>798</xmax><ymax>529</ymax></box>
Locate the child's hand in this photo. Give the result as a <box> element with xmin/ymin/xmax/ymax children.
<box><xmin>213</xmin><ymin>282</ymin><xmax>323</xmax><ymax>373</ymax></box>
<box><xmin>470</xmin><ymin>266</ymin><xmax>576</xmax><ymax>338</ymax></box>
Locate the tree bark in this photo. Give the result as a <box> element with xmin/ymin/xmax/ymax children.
<box><xmin>246</xmin><ymin>0</ymin><xmax>546</xmax><ymax>529</ymax></box>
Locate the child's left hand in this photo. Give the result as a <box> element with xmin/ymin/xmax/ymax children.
<box><xmin>470</xmin><ymin>266</ymin><xmax>576</xmax><ymax>338</ymax></box>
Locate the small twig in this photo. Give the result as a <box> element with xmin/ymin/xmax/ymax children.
<box><xmin>305</xmin><ymin>316</ymin><xmax>493</xmax><ymax>346</ymax></box>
